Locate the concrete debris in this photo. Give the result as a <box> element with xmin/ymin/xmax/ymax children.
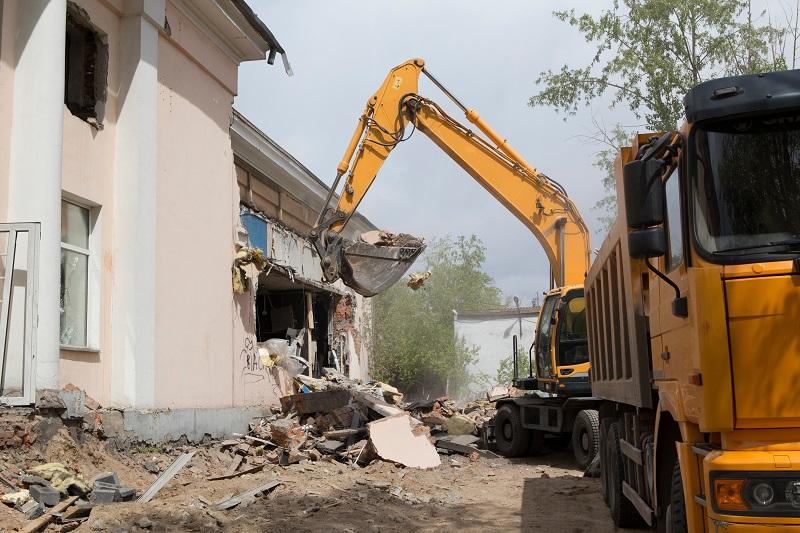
<box><xmin>18</xmin><ymin>499</ymin><xmax>44</xmax><ymax>520</ymax></box>
<box><xmin>29</xmin><ymin>484</ymin><xmax>60</xmax><ymax>506</ymax></box>
<box><xmin>193</xmin><ymin>367</ymin><xmax>501</xmax><ymax>474</ymax></box>
<box><xmin>487</xmin><ymin>385</ymin><xmax>509</xmax><ymax>402</ymax></box>
<box><xmin>368</xmin><ymin>414</ymin><xmax>440</xmax><ymax>469</ymax></box>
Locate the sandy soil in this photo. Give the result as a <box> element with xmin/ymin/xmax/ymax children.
<box><xmin>0</xmin><ymin>420</ymin><xmax>642</xmax><ymax>533</ymax></box>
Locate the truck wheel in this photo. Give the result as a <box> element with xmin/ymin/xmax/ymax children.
<box><xmin>666</xmin><ymin>460</ymin><xmax>688</xmax><ymax>533</ymax></box>
<box><xmin>607</xmin><ymin>422</ymin><xmax>646</xmax><ymax>527</ymax></box>
<box><xmin>572</xmin><ymin>409</ymin><xmax>600</xmax><ymax>469</ymax></box>
<box><xmin>494</xmin><ymin>404</ymin><xmax>531</xmax><ymax>457</ymax></box>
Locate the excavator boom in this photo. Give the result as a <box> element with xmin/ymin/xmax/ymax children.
<box><xmin>312</xmin><ymin>58</ymin><xmax>591</xmax><ymax>296</ymax></box>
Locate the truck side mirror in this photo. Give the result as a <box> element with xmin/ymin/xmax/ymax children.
<box><xmin>629</xmin><ymin>227</ymin><xmax>668</xmax><ymax>259</ymax></box>
<box><xmin>624</xmin><ymin>159</ymin><xmax>668</xmax><ymax>259</ymax></box>
<box><xmin>623</xmin><ymin>159</ymin><xmax>666</xmax><ymax>229</ymax></box>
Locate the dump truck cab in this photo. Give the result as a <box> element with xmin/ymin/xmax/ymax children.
<box><xmin>589</xmin><ymin>69</ymin><xmax>800</xmax><ymax>531</ymax></box>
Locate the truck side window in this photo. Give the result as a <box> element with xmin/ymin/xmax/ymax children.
<box><xmin>665</xmin><ymin>167</ymin><xmax>683</xmax><ymax>271</ymax></box>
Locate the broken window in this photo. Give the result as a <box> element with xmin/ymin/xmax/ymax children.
<box><xmin>60</xmin><ymin>200</ymin><xmax>91</xmax><ymax>347</ymax></box>
<box><xmin>64</xmin><ymin>2</ymin><xmax>108</xmax><ymax>125</ymax></box>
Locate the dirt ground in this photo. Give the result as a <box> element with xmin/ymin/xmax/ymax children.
<box><xmin>0</xmin><ymin>417</ymin><xmax>641</xmax><ymax>533</ymax></box>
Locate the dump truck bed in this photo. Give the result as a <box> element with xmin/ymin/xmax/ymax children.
<box><xmin>584</xmin><ymin>159</ymin><xmax>653</xmax><ymax>408</ymax></box>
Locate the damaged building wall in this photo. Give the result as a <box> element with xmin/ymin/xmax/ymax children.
<box><xmin>230</xmin><ymin>112</ymin><xmax>375</xmax><ymax>406</ymax></box>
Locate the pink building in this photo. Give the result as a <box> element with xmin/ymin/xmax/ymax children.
<box><xmin>0</xmin><ymin>0</ymin><xmax>372</xmax><ymax>441</ymax></box>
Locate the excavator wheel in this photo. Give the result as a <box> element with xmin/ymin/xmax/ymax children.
<box><xmin>494</xmin><ymin>404</ymin><xmax>531</xmax><ymax>457</ymax></box>
<box><xmin>571</xmin><ymin>409</ymin><xmax>600</xmax><ymax>469</ymax></box>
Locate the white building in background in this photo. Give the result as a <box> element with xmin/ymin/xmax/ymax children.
<box><xmin>454</xmin><ymin>306</ymin><xmax>539</xmax><ymax>395</ymax></box>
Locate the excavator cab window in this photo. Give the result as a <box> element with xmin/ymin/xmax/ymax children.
<box><xmin>535</xmin><ymin>295</ymin><xmax>559</xmax><ymax>379</ymax></box>
<box><xmin>555</xmin><ymin>292</ymin><xmax>588</xmax><ymax>367</ymax></box>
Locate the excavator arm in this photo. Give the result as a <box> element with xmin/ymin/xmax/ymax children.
<box><xmin>312</xmin><ymin>58</ymin><xmax>591</xmax><ymax>296</ymax></box>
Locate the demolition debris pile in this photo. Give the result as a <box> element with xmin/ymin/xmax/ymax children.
<box><xmin>0</xmin><ymin>374</ymin><xmax>504</xmax><ymax>530</ymax></box>
<box><xmin>214</xmin><ymin>368</ymin><xmax>500</xmax><ymax>473</ymax></box>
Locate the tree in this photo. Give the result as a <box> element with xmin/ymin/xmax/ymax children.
<box><xmin>495</xmin><ymin>348</ymin><xmax>531</xmax><ymax>387</ymax></box>
<box><xmin>370</xmin><ymin>235</ymin><xmax>501</xmax><ymax>399</ymax></box>
<box><xmin>530</xmin><ymin>0</ymin><xmax>789</xmax><ymax>221</ymax></box>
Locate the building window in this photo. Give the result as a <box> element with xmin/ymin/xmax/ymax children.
<box><xmin>60</xmin><ymin>200</ymin><xmax>92</xmax><ymax>347</ymax></box>
<box><xmin>65</xmin><ymin>2</ymin><xmax>108</xmax><ymax>125</ymax></box>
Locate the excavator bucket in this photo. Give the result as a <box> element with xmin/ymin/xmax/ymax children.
<box><xmin>339</xmin><ymin>231</ymin><xmax>426</xmax><ymax>297</ymax></box>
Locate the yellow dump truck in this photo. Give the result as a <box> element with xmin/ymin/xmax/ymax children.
<box><xmin>588</xmin><ymin>69</ymin><xmax>800</xmax><ymax>531</ymax></box>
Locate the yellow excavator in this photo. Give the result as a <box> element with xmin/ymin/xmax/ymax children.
<box><xmin>311</xmin><ymin>58</ymin><xmax>601</xmax><ymax>466</ymax></box>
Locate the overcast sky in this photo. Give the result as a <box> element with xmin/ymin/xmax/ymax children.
<box><xmin>234</xmin><ymin>1</ymin><xmax>639</xmax><ymax>306</ymax></box>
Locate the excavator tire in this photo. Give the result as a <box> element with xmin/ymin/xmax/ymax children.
<box><xmin>572</xmin><ymin>409</ymin><xmax>600</xmax><ymax>469</ymax></box>
<box><xmin>495</xmin><ymin>404</ymin><xmax>531</xmax><ymax>457</ymax></box>
<box><xmin>606</xmin><ymin>422</ymin><xmax>647</xmax><ymax>528</ymax></box>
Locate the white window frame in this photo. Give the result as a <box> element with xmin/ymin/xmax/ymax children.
<box><xmin>60</xmin><ymin>195</ymin><xmax>101</xmax><ymax>352</ymax></box>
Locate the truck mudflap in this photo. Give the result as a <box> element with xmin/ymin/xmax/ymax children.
<box><xmin>701</xmin><ymin>448</ymin><xmax>800</xmax><ymax>529</ymax></box>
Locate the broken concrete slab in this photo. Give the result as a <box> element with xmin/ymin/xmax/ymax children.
<box><xmin>18</xmin><ymin>499</ymin><xmax>44</xmax><ymax>519</ymax></box>
<box><xmin>353</xmin><ymin>390</ymin><xmax>404</xmax><ymax>418</ymax></box>
<box><xmin>29</xmin><ymin>484</ymin><xmax>60</xmax><ymax>506</ymax></box>
<box><xmin>91</xmin><ymin>472</ymin><xmax>119</xmax><ymax>487</ymax></box>
<box><xmin>437</xmin><ymin>434</ymin><xmax>480</xmax><ymax>446</ymax></box>
<box><xmin>368</xmin><ymin>414</ymin><xmax>440</xmax><ymax>469</ymax></box>
<box><xmin>316</xmin><ymin>439</ymin><xmax>344</xmax><ymax>454</ymax></box>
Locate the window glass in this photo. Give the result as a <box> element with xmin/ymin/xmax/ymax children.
<box><xmin>62</xmin><ymin>201</ymin><xmax>89</xmax><ymax>249</ymax></box>
<box><xmin>665</xmin><ymin>168</ymin><xmax>683</xmax><ymax>270</ymax></box>
<box><xmin>557</xmin><ymin>295</ymin><xmax>588</xmax><ymax>366</ymax></box>
<box><xmin>535</xmin><ymin>295</ymin><xmax>559</xmax><ymax>379</ymax></box>
<box><xmin>60</xmin><ymin>200</ymin><xmax>90</xmax><ymax>347</ymax></box>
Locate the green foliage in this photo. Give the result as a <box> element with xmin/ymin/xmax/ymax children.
<box><xmin>370</xmin><ymin>235</ymin><xmax>501</xmax><ymax>399</ymax></box>
<box><xmin>531</xmin><ymin>0</ymin><xmax>787</xmax><ymax>132</ymax></box>
<box><xmin>495</xmin><ymin>349</ymin><xmax>531</xmax><ymax>387</ymax></box>
<box><xmin>530</xmin><ymin>1</ymin><xmax>791</xmax><ymax>224</ymax></box>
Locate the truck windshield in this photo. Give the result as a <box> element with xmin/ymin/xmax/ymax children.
<box><xmin>692</xmin><ymin>114</ymin><xmax>800</xmax><ymax>258</ymax></box>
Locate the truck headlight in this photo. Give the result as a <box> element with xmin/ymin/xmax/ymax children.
<box><xmin>786</xmin><ymin>480</ymin><xmax>800</xmax><ymax>508</ymax></box>
<box><xmin>710</xmin><ymin>472</ymin><xmax>800</xmax><ymax>517</ymax></box>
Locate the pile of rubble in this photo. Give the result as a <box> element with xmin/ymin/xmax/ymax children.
<box><xmin>0</xmin><ymin>464</ymin><xmax>138</xmax><ymax>529</ymax></box>
<box><xmin>207</xmin><ymin>368</ymin><xmax>500</xmax><ymax>478</ymax></box>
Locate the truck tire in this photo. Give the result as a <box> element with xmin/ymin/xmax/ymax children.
<box><xmin>666</xmin><ymin>460</ymin><xmax>688</xmax><ymax>533</ymax></box>
<box><xmin>495</xmin><ymin>404</ymin><xmax>531</xmax><ymax>457</ymax></box>
<box><xmin>606</xmin><ymin>422</ymin><xmax>646</xmax><ymax>528</ymax></box>
<box><xmin>572</xmin><ymin>409</ymin><xmax>600</xmax><ymax>469</ymax></box>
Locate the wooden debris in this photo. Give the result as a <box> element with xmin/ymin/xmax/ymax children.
<box><xmin>322</xmin><ymin>428</ymin><xmax>365</xmax><ymax>440</ymax></box>
<box><xmin>207</xmin><ymin>463</ymin><xmax>265</xmax><ymax>481</ymax></box>
<box><xmin>214</xmin><ymin>480</ymin><xmax>281</xmax><ymax>510</ymax></box>
<box><xmin>280</xmin><ymin>389</ymin><xmax>351</xmax><ymax>415</ymax></box>
<box><xmin>21</xmin><ymin>495</ymin><xmax>78</xmax><ymax>533</ymax></box>
<box><xmin>224</xmin><ymin>455</ymin><xmax>243</xmax><ymax>476</ymax></box>
<box><xmin>138</xmin><ymin>451</ymin><xmax>195</xmax><ymax>503</ymax></box>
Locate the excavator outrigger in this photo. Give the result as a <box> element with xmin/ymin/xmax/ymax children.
<box><xmin>312</xmin><ymin>58</ymin><xmax>602</xmax><ymax>466</ymax></box>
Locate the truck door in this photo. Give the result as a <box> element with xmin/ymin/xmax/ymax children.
<box><xmin>535</xmin><ymin>294</ymin><xmax>560</xmax><ymax>382</ymax></box>
<box><xmin>653</xmin><ymin>167</ymin><xmax>692</xmax><ymax>380</ymax></box>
